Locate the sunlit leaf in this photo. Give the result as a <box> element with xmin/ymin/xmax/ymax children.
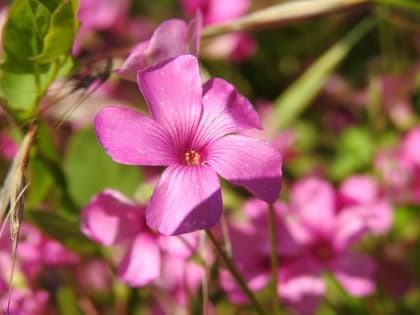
<box><xmin>269</xmin><ymin>18</ymin><xmax>374</xmax><ymax>134</ymax></box>
<box><xmin>31</xmin><ymin>1</ymin><xmax>77</xmax><ymax>63</ymax></box>
<box><xmin>63</xmin><ymin>127</ymin><xmax>142</xmax><ymax>207</ymax></box>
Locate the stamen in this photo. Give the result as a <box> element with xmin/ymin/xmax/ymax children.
<box><xmin>184</xmin><ymin>149</ymin><xmax>202</xmax><ymax>166</ymax></box>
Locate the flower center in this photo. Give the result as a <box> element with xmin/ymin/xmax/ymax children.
<box><xmin>311</xmin><ymin>241</ymin><xmax>334</xmax><ymax>263</ymax></box>
<box><xmin>184</xmin><ymin>149</ymin><xmax>204</xmax><ymax>166</ymax></box>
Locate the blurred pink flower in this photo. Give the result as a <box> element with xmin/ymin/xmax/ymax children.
<box><xmin>0</xmin><ymin>132</ymin><xmax>17</xmax><ymax>160</ymax></box>
<box><xmin>73</xmin><ymin>0</ymin><xmax>152</xmax><ymax>56</ymax></box>
<box><xmin>222</xmin><ymin>178</ymin><xmax>376</xmax><ymax>315</ymax></box>
<box><xmin>94</xmin><ymin>55</ymin><xmax>282</xmax><ymax>235</ymax></box>
<box><xmin>81</xmin><ymin>189</ymin><xmax>199</xmax><ymax>287</ymax></box>
<box><xmin>180</xmin><ymin>0</ymin><xmax>256</xmax><ymax>61</ymax></box>
<box><xmin>73</xmin><ymin>0</ymin><xmax>131</xmax><ymax>55</ymax></box>
<box><xmin>375</xmin><ymin>126</ymin><xmax>420</xmax><ymax>204</ymax></box>
<box><xmin>180</xmin><ymin>0</ymin><xmax>249</xmax><ymax>25</ymax></box>
<box><xmin>76</xmin><ymin>259</ymin><xmax>113</xmax><ymax>294</ymax></box>
<box><xmin>338</xmin><ymin>175</ymin><xmax>393</xmax><ymax>234</ymax></box>
<box><xmin>117</xmin><ymin>17</ymin><xmax>202</xmax><ymax>82</ymax></box>
<box><xmin>16</xmin><ymin>224</ymin><xmax>79</xmax><ymax>281</ymax></box>
<box><xmin>0</xmin><ymin>289</ymin><xmax>49</xmax><ymax>315</ymax></box>
<box><xmin>154</xmin><ymin>254</ymin><xmax>204</xmax><ymax>306</ymax></box>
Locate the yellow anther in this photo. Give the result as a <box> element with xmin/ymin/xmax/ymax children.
<box><xmin>184</xmin><ymin>149</ymin><xmax>202</xmax><ymax>166</ymax></box>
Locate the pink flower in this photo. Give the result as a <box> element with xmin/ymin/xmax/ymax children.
<box><xmin>179</xmin><ymin>0</ymin><xmax>256</xmax><ymax>61</ymax></box>
<box><xmin>0</xmin><ymin>289</ymin><xmax>49</xmax><ymax>315</ymax></box>
<box><xmin>94</xmin><ymin>55</ymin><xmax>282</xmax><ymax>235</ymax></box>
<box><xmin>73</xmin><ymin>0</ymin><xmax>132</xmax><ymax>55</ymax></box>
<box><xmin>117</xmin><ymin>17</ymin><xmax>202</xmax><ymax>82</ymax></box>
<box><xmin>222</xmin><ymin>178</ymin><xmax>376</xmax><ymax>315</ymax></box>
<box><xmin>0</xmin><ymin>131</ymin><xmax>18</xmax><ymax>160</ymax></box>
<box><xmin>81</xmin><ymin>190</ymin><xmax>200</xmax><ymax>287</ymax></box>
<box><xmin>338</xmin><ymin>175</ymin><xmax>393</xmax><ymax>234</ymax></box>
<box><xmin>16</xmin><ymin>224</ymin><xmax>79</xmax><ymax>281</ymax></box>
<box><xmin>180</xmin><ymin>0</ymin><xmax>249</xmax><ymax>25</ymax></box>
<box><xmin>375</xmin><ymin>126</ymin><xmax>420</xmax><ymax>204</ymax></box>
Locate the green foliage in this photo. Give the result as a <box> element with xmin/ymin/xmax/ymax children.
<box><xmin>63</xmin><ymin>127</ymin><xmax>142</xmax><ymax>207</ymax></box>
<box><xmin>0</xmin><ymin>0</ymin><xmax>78</xmax><ymax>122</ymax></box>
<box><xmin>1</xmin><ymin>0</ymin><xmax>47</xmax><ymax>73</ymax></box>
<box><xmin>270</xmin><ymin>19</ymin><xmax>374</xmax><ymax>134</ymax></box>
<box><xmin>375</xmin><ymin>0</ymin><xmax>420</xmax><ymax>11</ymax></box>
<box><xmin>31</xmin><ymin>1</ymin><xmax>78</xmax><ymax>63</ymax></box>
<box><xmin>56</xmin><ymin>286</ymin><xmax>82</xmax><ymax>315</ymax></box>
<box><xmin>328</xmin><ymin>127</ymin><xmax>375</xmax><ymax>181</ymax></box>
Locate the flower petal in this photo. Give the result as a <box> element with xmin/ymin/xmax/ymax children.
<box><xmin>192</xmin><ymin>78</ymin><xmax>261</xmax><ymax>147</ymax></box>
<box><xmin>279</xmin><ymin>259</ymin><xmax>325</xmax><ymax>315</ymax></box>
<box><xmin>94</xmin><ymin>106</ymin><xmax>175</xmax><ymax>166</ymax></box>
<box><xmin>331</xmin><ymin>252</ymin><xmax>376</xmax><ymax>297</ymax></box>
<box><xmin>333</xmin><ymin>209</ymin><xmax>367</xmax><ymax>250</ymax></box>
<box><xmin>207</xmin><ymin>135</ymin><xmax>282</xmax><ymax>203</ymax></box>
<box><xmin>115</xmin><ymin>40</ymin><xmax>150</xmax><ymax>81</ymax></box>
<box><xmin>146</xmin><ymin>165</ymin><xmax>222</xmax><ymax>235</ymax></box>
<box><xmin>339</xmin><ymin>175</ymin><xmax>378</xmax><ymax>205</ymax></box>
<box><xmin>81</xmin><ymin>190</ymin><xmax>144</xmax><ymax>246</ymax></box>
<box><xmin>118</xmin><ymin>233</ymin><xmax>161</xmax><ymax>287</ymax></box>
<box><xmin>291</xmin><ymin>177</ymin><xmax>336</xmax><ymax>236</ymax></box>
<box><xmin>137</xmin><ymin>55</ymin><xmax>202</xmax><ymax>147</ymax></box>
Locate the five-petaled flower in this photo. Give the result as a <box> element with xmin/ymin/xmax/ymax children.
<box><xmin>94</xmin><ymin>54</ymin><xmax>282</xmax><ymax>235</ymax></box>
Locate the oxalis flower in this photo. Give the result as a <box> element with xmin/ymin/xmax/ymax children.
<box><xmin>94</xmin><ymin>55</ymin><xmax>282</xmax><ymax>235</ymax></box>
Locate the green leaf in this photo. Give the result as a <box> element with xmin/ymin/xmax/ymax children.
<box><xmin>24</xmin><ymin>210</ymin><xmax>98</xmax><ymax>255</ymax></box>
<box><xmin>36</xmin><ymin>120</ymin><xmax>59</xmax><ymax>160</ymax></box>
<box><xmin>0</xmin><ymin>71</ymin><xmax>38</xmax><ymax>120</ymax></box>
<box><xmin>328</xmin><ymin>127</ymin><xmax>375</xmax><ymax>181</ymax></box>
<box><xmin>28</xmin><ymin>157</ymin><xmax>55</xmax><ymax>207</ymax></box>
<box><xmin>375</xmin><ymin>0</ymin><xmax>420</xmax><ymax>11</ymax></box>
<box><xmin>56</xmin><ymin>286</ymin><xmax>82</xmax><ymax>315</ymax></box>
<box><xmin>37</xmin><ymin>0</ymin><xmax>61</xmax><ymax>12</ymax></box>
<box><xmin>269</xmin><ymin>18</ymin><xmax>374</xmax><ymax>134</ymax></box>
<box><xmin>31</xmin><ymin>1</ymin><xmax>77</xmax><ymax>63</ymax></box>
<box><xmin>63</xmin><ymin>127</ymin><xmax>142</xmax><ymax>207</ymax></box>
<box><xmin>1</xmin><ymin>0</ymin><xmax>49</xmax><ymax>73</ymax></box>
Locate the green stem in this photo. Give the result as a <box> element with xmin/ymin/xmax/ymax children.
<box><xmin>268</xmin><ymin>204</ymin><xmax>280</xmax><ymax>315</ymax></box>
<box><xmin>200</xmin><ymin>231</ymin><xmax>209</xmax><ymax>315</ymax></box>
<box><xmin>205</xmin><ymin>230</ymin><xmax>268</xmax><ymax>315</ymax></box>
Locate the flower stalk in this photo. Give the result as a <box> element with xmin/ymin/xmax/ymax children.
<box><xmin>205</xmin><ymin>229</ymin><xmax>268</xmax><ymax>315</ymax></box>
<box><xmin>268</xmin><ymin>203</ymin><xmax>280</xmax><ymax>314</ymax></box>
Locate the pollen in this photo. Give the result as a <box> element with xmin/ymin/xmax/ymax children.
<box><xmin>184</xmin><ymin>149</ymin><xmax>204</xmax><ymax>166</ymax></box>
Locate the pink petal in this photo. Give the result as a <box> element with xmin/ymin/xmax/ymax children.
<box><xmin>158</xmin><ymin>233</ymin><xmax>198</xmax><ymax>258</ymax></box>
<box><xmin>333</xmin><ymin>209</ymin><xmax>367</xmax><ymax>250</ymax></box>
<box><xmin>81</xmin><ymin>190</ymin><xmax>144</xmax><ymax>246</ymax></box>
<box><xmin>94</xmin><ymin>106</ymin><xmax>175</xmax><ymax>166</ymax></box>
<box><xmin>279</xmin><ymin>259</ymin><xmax>325</xmax><ymax>315</ymax></box>
<box><xmin>207</xmin><ymin>135</ymin><xmax>282</xmax><ymax>203</ymax></box>
<box><xmin>118</xmin><ymin>19</ymin><xmax>189</xmax><ymax>82</ymax></box>
<box><xmin>115</xmin><ymin>40</ymin><xmax>150</xmax><ymax>82</ymax></box>
<box><xmin>291</xmin><ymin>177</ymin><xmax>336</xmax><ymax>236</ymax></box>
<box><xmin>192</xmin><ymin>78</ymin><xmax>261</xmax><ymax>146</ymax></box>
<box><xmin>146</xmin><ymin>165</ymin><xmax>222</xmax><ymax>235</ymax></box>
<box><xmin>117</xmin><ymin>233</ymin><xmax>161</xmax><ymax>287</ymax></box>
<box><xmin>137</xmin><ymin>55</ymin><xmax>202</xmax><ymax>146</ymax></box>
<box><xmin>339</xmin><ymin>175</ymin><xmax>378</xmax><ymax>205</ymax></box>
<box><xmin>186</xmin><ymin>12</ymin><xmax>203</xmax><ymax>56</ymax></box>
<box><xmin>331</xmin><ymin>252</ymin><xmax>376</xmax><ymax>297</ymax></box>
<box><xmin>146</xmin><ymin>19</ymin><xmax>188</xmax><ymax>62</ymax></box>
<box><xmin>77</xmin><ymin>0</ymin><xmax>130</xmax><ymax>30</ymax></box>
<box><xmin>366</xmin><ymin>200</ymin><xmax>393</xmax><ymax>234</ymax></box>
<box><xmin>156</xmin><ymin>255</ymin><xmax>204</xmax><ymax>306</ymax></box>
<box><xmin>402</xmin><ymin>127</ymin><xmax>420</xmax><ymax>166</ymax></box>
